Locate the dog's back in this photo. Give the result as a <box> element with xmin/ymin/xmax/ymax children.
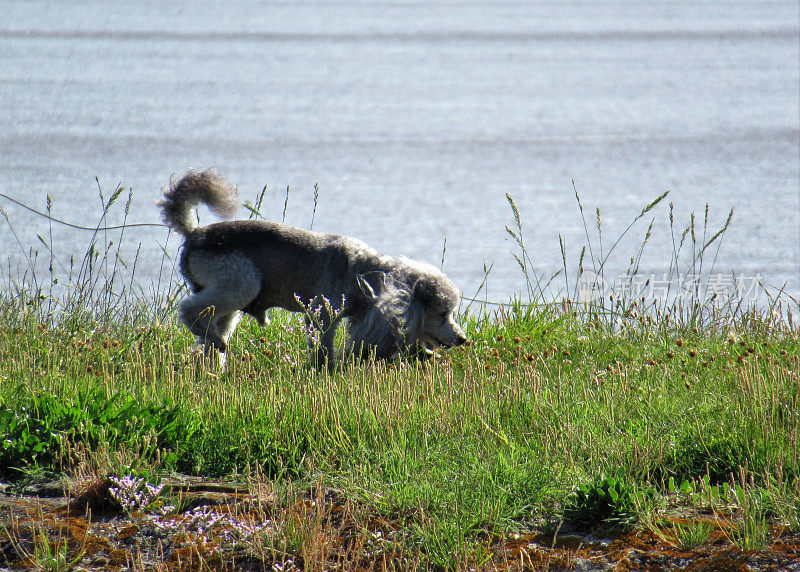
<box><xmin>181</xmin><ymin>219</ymin><xmax>384</xmax><ymax>314</ymax></box>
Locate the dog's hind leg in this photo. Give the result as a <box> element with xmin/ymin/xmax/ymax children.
<box><xmin>208</xmin><ymin>311</ymin><xmax>243</xmax><ymax>369</ymax></box>
<box><xmin>179</xmin><ymin>294</ymin><xmax>226</xmax><ymax>352</ymax></box>
<box><xmin>216</xmin><ymin>311</ymin><xmax>243</xmax><ymax>344</ymax></box>
<box><xmin>180</xmin><ymin>252</ymin><xmax>261</xmax><ymax>355</ymax></box>
<box><xmin>179</xmin><ymin>277</ymin><xmax>259</xmax><ymax>355</ymax></box>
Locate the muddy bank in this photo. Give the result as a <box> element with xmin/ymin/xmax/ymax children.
<box><xmin>2</xmin><ymin>476</ymin><xmax>799</xmax><ymax>571</ymax></box>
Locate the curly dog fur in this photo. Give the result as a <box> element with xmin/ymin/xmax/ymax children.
<box><xmin>157</xmin><ymin>170</ymin><xmax>467</xmax><ymax>368</ymax></box>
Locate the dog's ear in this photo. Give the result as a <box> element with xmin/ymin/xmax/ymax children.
<box><xmin>357</xmin><ymin>274</ymin><xmax>378</xmax><ymax>299</ymax></box>
<box><xmin>358</xmin><ymin>271</ymin><xmax>391</xmax><ymax>300</ymax></box>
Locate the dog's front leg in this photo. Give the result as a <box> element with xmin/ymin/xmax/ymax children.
<box><xmin>304</xmin><ymin>294</ymin><xmax>345</xmax><ymax>372</ymax></box>
<box><xmin>305</xmin><ymin>314</ymin><xmax>337</xmax><ymax>372</ymax></box>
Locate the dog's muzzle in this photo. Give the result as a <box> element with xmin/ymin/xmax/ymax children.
<box><xmin>424</xmin><ymin>331</ymin><xmax>467</xmax><ymax>349</ymax></box>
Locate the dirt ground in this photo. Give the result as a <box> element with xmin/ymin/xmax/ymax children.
<box><xmin>2</xmin><ymin>476</ymin><xmax>799</xmax><ymax>571</ymax></box>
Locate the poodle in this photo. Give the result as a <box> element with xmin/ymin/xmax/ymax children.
<box><xmin>157</xmin><ymin>170</ymin><xmax>467</xmax><ymax>368</ymax></box>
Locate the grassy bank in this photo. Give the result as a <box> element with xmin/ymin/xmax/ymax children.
<box><xmin>1</xmin><ymin>186</ymin><xmax>799</xmax><ymax>569</ymax></box>
<box><xmin>1</xmin><ymin>292</ymin><xmax>798</xmax><ymax>568</ymax></box>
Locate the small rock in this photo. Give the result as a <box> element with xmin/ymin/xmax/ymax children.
<box><xmin>22</xmin><ymin>478</ymin><xmax>71</xmax><ymax>497</ymax></box>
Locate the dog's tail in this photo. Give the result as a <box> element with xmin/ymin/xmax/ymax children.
<box><xmin>157</xmin><ymin>169</ymin><xmax>239</xmax><ymax>235</ymax></box>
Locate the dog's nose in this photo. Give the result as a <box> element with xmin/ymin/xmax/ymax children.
<box><xmin>455</xmin><ymin>333</ymin><xmax>467</xmax><ymax>346</ymax></box>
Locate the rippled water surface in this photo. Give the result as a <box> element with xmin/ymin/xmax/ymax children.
<box><xmin>1</xmin><ymin>1</ymin><xmax>798</xmax><ymax>303</ymax></box>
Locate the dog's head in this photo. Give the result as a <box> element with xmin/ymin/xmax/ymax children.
<box><xmin>409</xmin><ymin>273</ymin><xmax>467</xmax><ymax>351</ymax></box>
<box><xmin>349</xmin><ymin>260</ymin><xmax>467</xmax><ymax>359</ymax></box>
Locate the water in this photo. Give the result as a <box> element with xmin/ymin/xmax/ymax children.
<box><xmin>1</xmin><ymin>1</ymin><xmax>798</xmax><ymax>306</ymax></box>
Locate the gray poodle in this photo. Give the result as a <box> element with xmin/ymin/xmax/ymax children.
<box><xmin>157</xmin><ymin>170</ymin><xmax>467</xmax><ymax>368</ymax></box>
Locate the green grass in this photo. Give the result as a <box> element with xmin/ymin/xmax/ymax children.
<box><xmin>1</xmin><ymin>295</ymin><xmax>798</xmax><ymax>531</ymax></box>
<box><xmin>1</xmin><ymin>183</ymin><xmax>799</xmax><ymax>567</ymax></box>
